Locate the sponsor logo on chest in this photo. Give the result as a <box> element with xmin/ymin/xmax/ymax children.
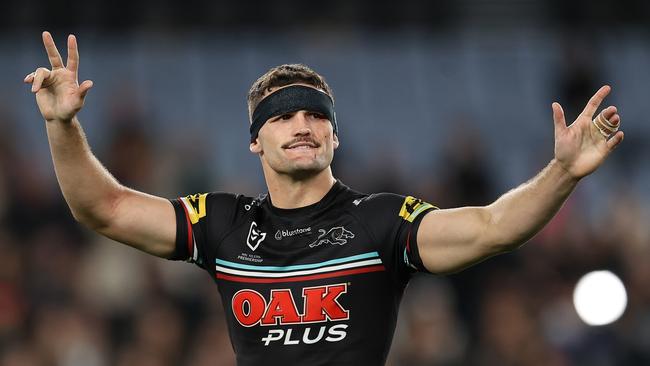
<box><xmin>231</xmin><ymin>284</ymin><xmax>350</xmax><ymax>346</ymax></box>
<box><xmin>275</xmin><ymin>226</ymin><xmax>312</xmax><ymax>241</ymax></box>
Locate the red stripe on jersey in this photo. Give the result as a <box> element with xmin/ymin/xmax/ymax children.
<box><xmin>406</xmin><ymin>229</ymin><xmax>411</xmax><ymax>253</ymax></box>
<box><xmin>178</xmin><ymin>198</ymin><xmax>194</xmax><ymax>259</ymax></box>
<box><xmin>216</xmin><ymin>265</ymin><xmax>386</xmax><ymax>284</ymax></box>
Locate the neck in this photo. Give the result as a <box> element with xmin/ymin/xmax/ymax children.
<box><xmin>263</xmin><ymin>167</ymin><xmax>337</xmax><ymax>209</ymax></box>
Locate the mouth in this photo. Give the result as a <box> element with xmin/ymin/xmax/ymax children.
<box><xmin>283</xmin><ymin>140</ymin><xmax>320</xmax><ymax>150</ymax></box>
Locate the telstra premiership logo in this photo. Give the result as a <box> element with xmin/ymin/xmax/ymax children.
<box><xmin>246</xmin><ymin>221</ymin><xmax>266</xmax><ymax>251</ymax></box>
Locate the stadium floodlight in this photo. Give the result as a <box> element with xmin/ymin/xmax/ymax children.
<box><xmin>573</xmin><ymin>270</ymin><xmax>627</xmax><ymax>326</ymax></box>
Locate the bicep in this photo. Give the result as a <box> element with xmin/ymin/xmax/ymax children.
<box><xmin>416</xmin><ymin>206</ymin><xmax>499</xmax><ymax>274</ymax></box>
<box><xmin>96</xmin><ymin>188</ymin><xmax>177</xmax><ymax>258</ymax></box>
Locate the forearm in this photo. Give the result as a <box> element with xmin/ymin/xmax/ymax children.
<box><xmin>418</xmin><ymin>87</ymin><xmax>622</xmax><ymax>274</ymax></box>
<box><xmin>45</xmin><ymin>117</ymin><xmax>124</xmax><ymax>228</ymax></box>
<box><xmin>27</xmin><ymin>33</ymin><xmax>178</xmax><ymax>258</ymax></box>
<box><xmin>485</xmin><ymin>159</ymin><xmax>579</xmax><ymax>250</ymax></box>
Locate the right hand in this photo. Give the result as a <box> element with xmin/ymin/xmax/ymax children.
<box><xmin>24</xmin><ymin>31</ymin><xmax>93</xmax><ymax>122</ymax></box>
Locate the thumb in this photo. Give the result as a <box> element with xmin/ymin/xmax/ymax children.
<box><xmin>552</xmin><ymin>102</ymin><xmax>566</xmax><ymax>132</ymax></box>
<box><xmin>606</xmin><ymin>130</ymin><xmax>624</xmax><ymax>151</ymax></box>
<box><xmin>79</xmin><ymin>80</ymin><xmax>93</xmax><ymax>98</ymax></box>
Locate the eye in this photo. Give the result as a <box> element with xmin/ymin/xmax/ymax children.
<box><xmin>309</xmin><ymin>112</ymin><xmax>326</xmax><ymax>119</ymax></box>
<box><xmin>271</xmin><ymin>113</ymin><xmax>294</xmax><ymax>122</ymax></box>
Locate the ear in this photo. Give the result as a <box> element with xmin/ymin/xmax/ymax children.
<box><xmin>333</xmin><ymin>133</ymin><xmax>339</xmax><ymax>150</ymax></box>
<box><xmin>250</xmin><ymin>139</ymin><xmax>262</xmax><ymax>154</ymax></box>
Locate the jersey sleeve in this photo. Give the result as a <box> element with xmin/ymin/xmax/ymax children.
<box><xmin>168</xmin><ymin>192</ymin><xmax>239</xmax><ymax>269</ymax></box>
<box><xmin>355</xmin><ymin>193</ymin><xmax>437</xmax><ymax>279</ymax></box>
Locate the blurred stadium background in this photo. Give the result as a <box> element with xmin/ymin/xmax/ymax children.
<box><xmin>1</xmin><ymin>0</ymin><xmax>649</xmax><ymax>365</ymax></box>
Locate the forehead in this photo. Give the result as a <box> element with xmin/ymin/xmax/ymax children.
<box><xmin>261</xmin><ymin>83</ymin><xmax>325</xmax><ymax>100</ymax></box>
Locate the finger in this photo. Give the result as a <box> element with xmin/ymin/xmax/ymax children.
<box><xmin>601</xmin><ymin>106</ymin><xmax>617</xmax><ymax>120</ymax></box>
<box><xmin>67</xmin><ymin>34</ymin><xmax>79</xmax><ymax>73</ymax></box>
<box><xmin>24</xmin><ymin>72</ymin><xmax>35</xmax><ymax>83</ymax></box>
<box><xmin>78</xmin><ymin>80</ymin><xmax>94</xmax><ymax>97</ymax></box>
<box><xmin>592</xmin><ymin>115</ymin><xmax>617</xmax><ymax>138</ymax></box>
<box><xmin>42</xmin><ymin>31</ymin><xmax>64</xmax><ymax>69</ymax></box>
<box><xmin>597</xmin><ymin>110</ymin><xmax>620</xmax><ymax>130</ymax></box>
<box><xmin>606</xmin><ymin>131</ymin><xmax>624</xmax><ymax>150</ymax></box>
<box><xmin>581</xmin><ymin>85</ymin><xmax>611</xmax><ymax>118</ymax></box>
<box><xmin>608</xmin><ymin>114</ymin><xmax>620</xmax><ymax>127</ymax></box>
<box><xmin>552</xmin><ymin>102</ymin><xmax>567</xmax><ymax>131</ymax></box>
<box><xmin>31</xmin><ymin>68</ymin><xmax>51</xmax><ymax>93</ymax></box>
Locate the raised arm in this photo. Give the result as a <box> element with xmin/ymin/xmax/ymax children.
<box><xmin>417</xmin><ymin>86</ymin><xmax>624</xmax><ymax>274</ymax></box>
<box><xmin>24</xmin><ymin>32</ymin><xmax>176</xmax><ymax>258</ymax></box>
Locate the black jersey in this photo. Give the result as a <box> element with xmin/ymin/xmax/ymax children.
<box><xmin>170</xmin><ymin>181</ymin><xmax>435</xmax><ymax>366</ymax></box>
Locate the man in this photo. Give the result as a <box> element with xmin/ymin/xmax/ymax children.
<box><xmin>25</xmin><ymin>32</ymin><xmax>623</xmax><ymax>365</ymax></box>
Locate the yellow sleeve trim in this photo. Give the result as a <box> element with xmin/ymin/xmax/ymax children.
<box><xmin>399</xmin><ymin>196</ymin><xmax>435</xmax><ymax>223</ymax></box>
<box><xmin>181</xmin><ymin>193</ymin><xmax>208</xmax><ymax>224</ymax></box>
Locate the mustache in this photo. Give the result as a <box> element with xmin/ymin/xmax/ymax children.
<box><xmin>282</xmin><ymin>137</ymin><xmax>321</xmax><ymax>149</ymax></box>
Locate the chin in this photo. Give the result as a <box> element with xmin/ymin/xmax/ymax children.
<box><xmin>283</xmin><ymin>161</ymin><xmax>329</xmax><ymax>179</ymax></box>
<box><xmin>290</xmin><ymin>164</ymin><xmax>323</xmax><ymax>175</ymax></box>
<box><xmin>263</xmin><ymin>153</ymin><xmax>332</xmax><ymax>179</ymax></box>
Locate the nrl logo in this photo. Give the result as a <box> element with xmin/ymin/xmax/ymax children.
<box><xmin>246</xmin><ymin>221</ymin><xmax>266</xmax><ymax>251</ymax></box>
<box><xmin>308</xmin><ymin>226</ymin><xmax>354</xmax><ymax>248</ymax></box>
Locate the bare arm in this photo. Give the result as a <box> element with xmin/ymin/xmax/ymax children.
<box><xmin>25</xmin><ymin>32</ymin><xmax>176</xmax><ymax>258</ymax></box>
<box><xmin>417</xmin><ymin>86</ymin><xmax>624</xmax><ymax>274</ymax></box>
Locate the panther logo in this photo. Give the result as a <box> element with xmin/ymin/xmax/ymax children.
<box><xmin>308</xmin><ymin>227</ymin><xmax>355</xmax><ymax>248</ymax></box>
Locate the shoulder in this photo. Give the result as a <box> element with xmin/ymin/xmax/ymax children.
<box><xmin>178</xmin><ymin>191</ymin><xmax>254</xmax><ymax>210</ymax></box>
<box><xmin>353</xmin><ymin>192</ymin><xmax>404</xmax><ymax>207</ymax></box>
<box><xmin>177</xmin><ymin>191</ymin><xmax>259</xmax><ymax>225</ymax></box>
<box><xmin>352</xmin><ymin>192</ymin><xmax>436</xmax><ymax>223</ymax></box>
<box><xmin>340</xmin><ymin>191</ymin><xmax>404</xmax><ymax>230</ymax></box>
<box><xmin>331</xmin><ymin>183</ymin><xmax>398</xmax><ymax>208</ymax></box>
<box><xmin>351</xmin><ymin>192</ymin><xmax>406</xmax><ymax>214</ymax></box>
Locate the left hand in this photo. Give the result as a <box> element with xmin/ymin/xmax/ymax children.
<box><xmin>24</xmin><ymin>32</ymin><xmax>93</xmax><ymax>123</ymax></box>
<box><xmin>552</xmin><ymin>85</ymin><xmax>624</xmax><ymax>179</ymax></box>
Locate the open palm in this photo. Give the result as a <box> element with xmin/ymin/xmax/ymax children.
<box><xmin>552</xmin><ymin>86</ymin><xmax>624</xmax><ymax>179</ymax></box>
<box><xmin>24</xmin><ymin>31</ymin><xmax>93</xmax><ymax>122</ymax></box>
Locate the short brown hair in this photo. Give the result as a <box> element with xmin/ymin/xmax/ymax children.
<box><xmin>247</xmin><ymin>64</ymin><xmax>334</xmax><ymax>121</ymax></box>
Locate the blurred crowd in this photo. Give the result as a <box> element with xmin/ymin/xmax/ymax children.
<box><xmin>1</xmin><ymin>93</ymin><xmax>649</xmax><ymax>366</ymax></box>
<box><xmin>2</xmin><ymin>25</ymin><xmax>650</xmax><ymax>366</ymax></box>
<box><xmin>3</xmin><ymin>0</ymin><xmax>648</xmax><ymax>30</ymax></box>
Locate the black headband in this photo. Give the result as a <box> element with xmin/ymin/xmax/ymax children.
<box><xmin>250</xmin><ymin>85</ymin><xmax>338</xmax><ymax>141</ymax></box>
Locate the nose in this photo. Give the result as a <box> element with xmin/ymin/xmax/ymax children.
<box><xmin>293</xmin><ymin>111</ymin><xmax>312</xmax><ymax>136</ymax></box>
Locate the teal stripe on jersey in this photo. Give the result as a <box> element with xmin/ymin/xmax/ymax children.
<box><xmin>215</xmin><ymin>251</ymin><xmax>380</xmax><ymax>272</ymax></box>
<box><xmin>411</xmin><ymin>203</ymin><xmax>434</xmax><ymax>220</ymax></box>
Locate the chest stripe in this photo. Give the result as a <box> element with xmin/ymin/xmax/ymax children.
<box><xmin>216</xmin><ymin>258</ymin><xmax>382</xmax><ymax>278</ymax></box>
<box><xmin>215</xmin><ymin>251</ymin><xmax>380</xmax><ymax>272</ymax></box>
<box><xmin>214</xmin><ymin>251</ymin><xmax>385</xmax><ymax>283</ymax></box>
<box><xmin>216</xmin><ymin>265</ymin><xmax>385</xmax><ymax>284</ymax></box>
